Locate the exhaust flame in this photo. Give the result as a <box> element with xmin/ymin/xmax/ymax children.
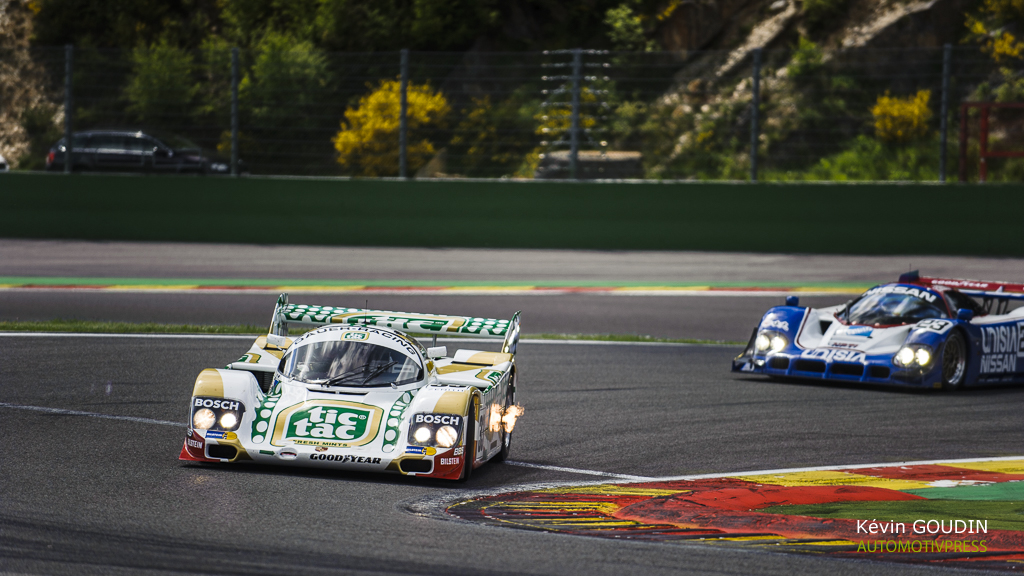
<box><xmin>488</xmin><ymin>404</ymin><xmax>503</xmax><ymax>433</ymax></box>
<box><xmin>501</xmin><ymin>404</ymin><xmax>524</xmax><ymax>433</ymax></box>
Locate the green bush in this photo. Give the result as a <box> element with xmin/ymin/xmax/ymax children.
<box><xmin>765</xmin><ymin>135</ymin><xmax>942</xmax><ymax>181</ymax></box>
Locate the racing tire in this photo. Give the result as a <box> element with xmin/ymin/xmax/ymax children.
<box><xmin>457</xmin><ymin>400</ymin><xmax>477</xmax><ymax>483</ymax></box>
<box><xmin>492</xmin><ymin>374</ymin><xmax>516</xmax><ymax>463</ymax></box>
<box><xmin>941</xmin><ymin>331</ymin><xmax>968</xmax><ymax>390</ymax></box>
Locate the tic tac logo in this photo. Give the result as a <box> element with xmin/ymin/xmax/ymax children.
<box><xmin>271</xmin><ymin>401</ymin><xmax>383</xmax><ymax>447</ymax></box>
<box><xmin>414</xmin><ymin>414</ymin><xmax>461</xmax><ymax>426</ymax></box>
<box><xmin>194</xmin><ymin>398</ymin><xmax>241</xmax><ymax>411</ymax></box>
<box><xmin>342</xmin><ymin>331</ymin><xmax>369</xmax><ymax>341</ymax></box>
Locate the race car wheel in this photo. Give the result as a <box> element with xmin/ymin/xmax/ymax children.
<box><xmin>941</xmin><ymin>331</ymin><xmax>967</xmax><ymax>390</ymax></box>
<box><xmin>493</xmin><ymin>375</ymin><xmax>516</xmax><ymax>463</ymax></box>
<box><xmin>457</xmin><ymin>400</ymin><xmax>477</xmax><ymax>483</ymax></box>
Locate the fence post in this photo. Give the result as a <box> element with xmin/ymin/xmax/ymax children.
<box><xmin>64</xmin><ymin>44</ymin><xmax>73</xmax><ymax>174</ymax></box>
<box><xmin>569</xmin><ymin>48</ymin><xmax>582</xmax><ymax>180</ymax></box>
<box><xmin>750</xmin><ymin>48</ymin><xmax>761</xmax><ymax>183</ymax></box>
<box><xmin>939</xmin><ymin>44</ymin><xmax>951</xmax><ymax>183</ymax></box>
<box><xmin>231</xmin><ymin>47</ymin><xmax>239</xmax><ymax>177</ymax></box>
<box><xmin>959</xmin><ymin>103</ymin><xmax>968</xmax><ymax>182</ymax></box>
<box><xmin>399</xmin><ymin>49</ymin><xmax>409</xmax><ymax>179</ymax></box>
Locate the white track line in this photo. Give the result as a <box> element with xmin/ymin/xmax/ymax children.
<box><xmin>0</xmin><ymin>402</ymin><xmax>656</xmax><ymax>479</ymax></box>
<box><xmin>504</xmin><ymin>461</ymin><xmax>655</xmax><ymax>481</ymax></box>
<box><xmin>2</xmin><ymin>401</ymin><xmax>1018</xmax><ymax>483</ymax></box>
<box><xmin>0</xmin><ymin>402</ymin><xmax>184</xmax><ymax>427</ymax></box>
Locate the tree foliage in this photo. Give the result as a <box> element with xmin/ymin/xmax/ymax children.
<box><xmin>333</xmin><ymin>80</ymin><xmax>450</xmax><ymax>176</ymax></box>
<box><xmin>966</xmin><ymin>0</ymin><xmax>1024</xmax><ymax>62</ymax></box>
<box><xmin>124</xmin><ymin>37</ymin><xmax>198</xmax><ymax>128</ymax></box>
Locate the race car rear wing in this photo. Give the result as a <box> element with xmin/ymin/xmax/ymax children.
<box><xmin>268</xmin><ymin>294</ymin><xmax>521</xmax><ymax>355</ymax></box>
<box><xmin>899</xmin><ymin>271</ymin><xmax>1024</xmax><ymax>314</ymax></box>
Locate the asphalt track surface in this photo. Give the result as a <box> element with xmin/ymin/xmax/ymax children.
<box><xmin>3</xmin><ymin>335</ymin><xmax>1021</xmax><ymax>576</ymax></box>
<box><xmin>2</xmin><ymin>241</ymin><xmax>1023</xmax><ymax>575</ymax></box>
<box><xmin>3</xmin><ymin>239</ymin><xmax>1023</xmax><ymax>282</ymax></box>
<box><xmin>4</xmin><ymin>239</ymin><xmax>1024</xmax><ymax>341</ymax></box>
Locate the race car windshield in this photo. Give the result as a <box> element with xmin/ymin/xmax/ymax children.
<box><xmin>846</xmin><ymin>292</ymin><xmax>948</xmax><ymax>326</ymax></box>
<box><xmin>280</xmin><ymin>341</ymin><xmax>421</xmax><ymax>387</ymax></box>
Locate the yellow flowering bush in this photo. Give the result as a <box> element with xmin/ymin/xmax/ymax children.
<box><xmin>871</xmin><ymin>90</ymin><xmax>933</xmax><ymax>143</ymax></box>
<box><xmin>333</xmin><ymin>80</ymin><xmax>450</xmax><ymax>176</ymax></box>
<box><xmin>966</xmin><ymin>0</ymin><xmax>1024</xmax><ymax>62</ymax></box>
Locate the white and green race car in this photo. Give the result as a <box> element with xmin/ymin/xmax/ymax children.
<box><xmin>180</xmin><ymin>294</ymin><xmax>521</xmax><ymax>481</ymax></box>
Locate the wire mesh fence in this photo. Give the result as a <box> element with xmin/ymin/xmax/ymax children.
<box><xmin>2</xmin><ymin>44</ymin><xmax>1021</xmax><ymax>181</ymax></box>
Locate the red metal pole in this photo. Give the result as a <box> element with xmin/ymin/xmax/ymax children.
<box><xmin>979</xmin><ymin>104</ymin><xmax>989</xmax><ymax>183</ymax></box>
<box><xmin>959</xmin><ymin>103</ymin><xmax>968</xmax><ymax>182</ymax></box>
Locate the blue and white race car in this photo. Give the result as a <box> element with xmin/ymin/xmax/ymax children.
<box><xmin>732</xmin><ymin>272</ymin><xmax>1024</xmax><ymax>389</ymax></box>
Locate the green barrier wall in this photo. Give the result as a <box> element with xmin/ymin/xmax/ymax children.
<box><xmin>0</xmin><ymin>172</ymin><xmax>1019</xmax><ymax>255</ymax></box>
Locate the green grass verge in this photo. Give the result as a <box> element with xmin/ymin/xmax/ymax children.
<box><xmin>760</xmin><ymin>498</ymin><xmax>1024</xmax><ymax>532</ymax></box>
<box><xmin>0</xmin><ymin>319</ymin><xmax>741</xmax><ymax>345</ymax></box>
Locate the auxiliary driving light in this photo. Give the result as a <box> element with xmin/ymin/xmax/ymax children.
<box><xmin>435</xmin><ymin>425</ymin><xmax>458</xmax><ymax>448</ymax></box>
<box><xmin>193</xmin><ymin>408</ymin><xmax>216</xmax><ymax>430</ymax></box>
<box><xmin>413</xmin><ymin>426</ymin><xmax>432</xmax><ymax>443</ymax></box>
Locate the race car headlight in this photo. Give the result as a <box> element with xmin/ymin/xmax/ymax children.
<box><xmin>770</xmin><ymin>335</ymin><xmax>787</xmax><ymax>352</ymax></box>
<box><xmin>755</xmin><ymin>334</ymin><xmax>771</xmax><ymax>352</ymax></box>
<box><xmin>408</xmin><ymin>413</ymin><xmax>465</xmax><ymax>447</ymax></box>
<box><xmin>894</xmin><ymin>345</ymin><xmax>933</xmax><ymax>368</ymax></box>
<box><xmin>915</xmin><ymin>348</ymin><xmax>932</xmax><ymax>366</ymax></box>
<box><xmin>435</xmin><ymin>425</ymin><xmax>458</xmax><ymax>448</ymax></box>
<box><xmin>191</xmin><ymin>397</ymin><xmax>245</xmax><ymax>431</ymax></box>
<box><xmin>193</xmin><ymin>408</ymin><xmax>216</xmax><ymax>430</ymax></box>
<box><xmin>219</xmin><ymin>412</ymin><xmax>238</xmax><ymax>429</ymax></box>
<box><xmin>896</xmin><ymin>347</ymin><xmax>915</xmax><ymax>366</ymax></box>
<box><xmin>755</xmin><ymin>331</ymin><xmax>787</xmax><ymax>354</ymax></box>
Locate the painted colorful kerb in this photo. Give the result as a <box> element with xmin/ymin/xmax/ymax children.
<box><xmin>447</xmin><ymin>459</ymin><xmax>1024</xmax><ymax>570</ymax></box>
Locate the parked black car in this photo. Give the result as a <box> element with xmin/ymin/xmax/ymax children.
<box><xmin>46</xmin><ymin>130</ymin><xmax>237</xmax><ymax>174</ymax></box>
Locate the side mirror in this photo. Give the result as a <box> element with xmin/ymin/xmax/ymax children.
<box><xmin>426</xmin><ymin>346</ymin><xmax>447</xmax><ymax>359</ymax></box>
<box><xmin>957</xmin><ymin>308</ymin><xmax>974</xmax><ymax>322</ymax></box>
<box><xmin>153</xmin><ymin>147</ymin><xmax>168</xmax><ymax>157</ymax></box>
<box><xmin>785</xmin><ymin>296</ymin><xmax>799</xmax><ymax>306</ymax></box>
